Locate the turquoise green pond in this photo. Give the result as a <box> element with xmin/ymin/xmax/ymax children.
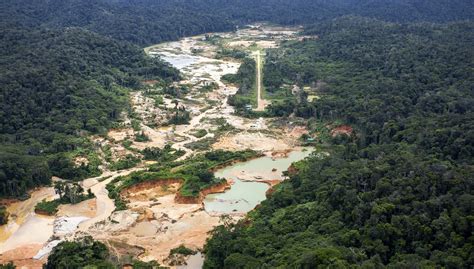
<box><xmin>204</xmin><ymin>148</ymin><xmax>313</xmax><ymax>214</ymax></box>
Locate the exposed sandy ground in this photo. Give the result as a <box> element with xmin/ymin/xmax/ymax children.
<box><xmin>108</xmin><ymin>128</ymin><xmax>134</xmax><ymax>142</ymax></box>
<box><xmin>226</xmin><ymin>40</ymin><xmax>254</xmax><ymax>48</ymax></box>
<box><xmin>331</xmin><ymin>125</ymin><xmax>353</xmax><ymax>137</ymax></box>
<box><xmin>110</xmin><ymin>25</ymin><xmax>304</xmax><ymax>265</ymax></box>
<box><xmin>130</xmin><ymin>91</ymin><xmax>169</xmax><ymax>126</ymax></box>
<box><xmin>0</xmin><ymin>188</ymin><xmax>56</xmax><ymax>248</ymax></box>
<box><xmin>73</xmin><ymin>156</ymin><xmax>89</xmax><ymax>167</ymax></box>
<box><xmin>131</xmin><ymin>124</ymin><xmax>169</xmax><ymax>151</ymax></box>
<box><xmin>255</xmin><ymin>40</ymin><xmax>278</xmax><ymax>48</ymax></box>
<box><xmin>77</xmin><ymin>167</ymin><xmax>148</xmax><ymax>234</ymax></box>
<box><xmin>123</xmin><ymin>183</ymin><xmax>181</xmax><ymax>203</ymax></box>
<box><xmin>228</xmin><ymin>40</ymin><xmax>277</xmax><ymax>49</ymax></box>
<box><xmin>57</xmin><ymin>199</ymin><xmax>97</xmax><ymax>218</ymax></box>
<box><xmin>84</xmin><ymin>176</ymin><xmax>238</xmax><ymax>265</ymax></box>
<box><xmin>229</xmin><ymin>169</ymin><xmax>283</xmax><ymax>184</ymax></box>
<box><xmin>82</xmin><ymin>177</ymin><xmax>225</xmax><ymax>265</ymax></box>
<box><xmin>213</xmin><ymin>131</ymin><xmax>293</xmax><ymax>152</ymax></box>
<box><xmin>0</xmin><ymin>214</ymin><xmax>54</xmax><ymax>254</ymax></box>
<box><xmin>286</xmin><ymin>125</ymin><xmax>309</xmax><ymax>139</ymax></box>
<box><xmin>92</xmin><ymin>194</ymin><xmax>222</xmax><ymax>264</ymax></box>
<box><xmin>0</xmin><ymin>244</ymin><xmax>45</xmax><ymax>269</ymax></box>
<box><xmin>0</xmin><ymin>166</ymin><xmax>149</xmax><ymax>267</ymax></box>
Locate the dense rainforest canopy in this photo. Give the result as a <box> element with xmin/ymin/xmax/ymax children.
<box><xmin>1</xmin><ymin>0</ymin><xmax>473</xmax><ymax>46</ymax></box>
<box><xmin>263</xmin><ymin>17</ymin><xmax>474</xmax><ymax>161</ymax></box>
<box><xmin>203</xmin><ymin>17</ymin><xmax>474</xmax><ymax>268</ymax></box>
<box><xmin>44</xmin><ymin>236</ymin><xmax>164</xmax><ymax>268</ymax></box>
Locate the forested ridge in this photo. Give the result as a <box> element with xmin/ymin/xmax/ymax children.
<box><xmin>1</xmin><ymin>0</ymin><xmax>473</xmax><ymax>46</ymax></box>
<box><xmin>0</xmin><ymin>0</ymin><xmax>235</xmax><ymax>46</ymax></box>
<box><xmin>0</xmin><ymin>26</ymin><xmax>179</xmax><ymax>197</ymax></box>
<box><xmin>203</xmin><ymin>18</ymin><xmax>474</xmax><ymax>268</ymax></box>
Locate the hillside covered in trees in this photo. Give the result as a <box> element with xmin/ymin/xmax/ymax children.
<box><xmin>0</xmin><ymin>26</ymin><xmax>179</xmax><ymax>197</ymax></box>
<box><xmin>203</xmin><ymin>17</ymin><xmax>474</xmax><ymax>268</ymax></box>
<box><xmin>1</xmin><ymin>0</ymin><xmax>473</xmax><ymax>46</ymax></box>
<box><xmin>44</xmin><ymin>236</ymin><xmax>164</xmax><ymax>268</ymax></box>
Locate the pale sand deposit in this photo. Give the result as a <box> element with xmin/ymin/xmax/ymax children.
<box><xmin>212</xmin><ymin>131</ymin><xmax>293</xmax><ymax>152</ymax></box>
<box><xmin>57</xmin><ymin>199</ymin><xmax>97</xmax><ymax>218</ymax></box>
<box><xmin>0</xmin><ymin>187</ymin><xmax>56</xmax><ymax>252</ymax></box>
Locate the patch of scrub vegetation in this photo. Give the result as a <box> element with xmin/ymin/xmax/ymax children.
<box><xmin>185</xmin><ymin>121</ymin><xmax>234</xmax><ymax>152</ymax></box>
<box><xmin>163</xmin><ymin>84</ymin><xmax>190</xmax><ymax>99</ymax></box>
<box><xmin>215</xmin><ymin>122</ymin><xmax>235</xmax><ymax>133</ymax></box>
<box><xmin>184</xmin><ymin>137</ymin><xmax>216</xmax><ymax>151</ymax></box>
<box><xmin>167</xmin><ymin>245</ymin><xmax>199</xmax><ymax>266</ymax></box>
<box><xmin>142</xmin><ymin>145</ymin><xmax>185</xmax><ymax>162</ymax></box>
<box><xmin>168</xmin><ymin>107</ymin><xmax>191</xmax><ymax>125</ymax></box>
<box><xmin>35</xmin><ymin>182</ymin><xmax>94</xmax><ymax>215</ymax></box>
<box><xmin>121</xmin><ymin>140</ymin><xmax>133</xmax><ymax>150</ymax></box>
<box><xmin>35</xmin><ymin>200</ymin><xmax>62</xmax><ymax>215</ymax></box>
<box><xmin>299</xmin><ymin>120</ymin><xmax>339</xmax><ymax>145</ymax></box>
<box><xmin>0</xmin><ymin>262</ymin><xmax>15</xmax><ymax>269</ymax></box>
<box><xmin>203</xmin><ymin>34</ymin><xmax>223</xmax><ymax>46</ymax></box>
<box><xmin>224</xmin><ymin>58</ymin><xmax>257</xmax><ymax>109</ymax></box>
<box><xmin>134</xmin><ymin>131</ymin><xmax>150</xmax><ymax>142</ymax></box>
<box><xmin>199</xmin><ymin>117</ymin><xmax>235</xmax><ymax>134</ymax></box>
<box><xmin>200</xmin><ymin>117</ymin><xmax>227</xmax><ymax>126</ymax></box>
<box><xmin>216</xmin><ymin>48</ymin><xmax>248</xmax><ymax>60</ymax></box>
<box><xmin>40</xmin><ymin>137</ymin><xmax>104</xmax><ymax>183</ymax></box>
<box><xmin>97</xmin><ymin>175</ymin><xmax>112</xmax><ymax>183</ymax></box>
<box><xmin>185</xmin><ymin>125</ymin><xmax>234</xmax><ymax>152</ymax></box>
<box><xmin>106</xmin><ymin>150</ymin><xmax>258</xmax><ymax>209</ymax></box>
<box><xmin>170</xmin><ymin>245</ymin><xmax>197</xmax><ymax>256</ymax></box>
<box><xmin>130</xmin><ymin>260</ymin><xmax>164</xmax><ymax>269</ymax></box>
<box><xmin>109</xmin><ymin>154</ymin><xmax>141</xmax><ymax>171</ymax></box>
<box><xmin>45</xmin><ymin>236</ymin><xmax>165</xmax><ymax>268</ymax></box>
<box><xmin>198</xmin><ymin>82</ymin><xmax>219</xmax><ymax>93</ymax></box>
<box><xmin>131</xmin><ymin>119</ymin><xmax>142</xmax><ymax>132</ymax></box>
<box><xmin>149</xmin><ymin>94</ymin><xmax>165</xmax><ymax>106</ymax></box>
<box><xmin>0</xmin><ymin>206</ymin><xmax>9</xmax><ymax>225</ymax></box>
<box><xmin>191</xmin><ymin>129</ymin><xmax>208</xmax><ymax>138</ymax></box>
<box><xmin>58</xmin><ymin>142</ymin><xmax>103</xmax><ymax>178</ymax></box>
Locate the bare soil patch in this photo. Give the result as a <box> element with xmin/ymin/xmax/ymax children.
<box><xmin>57</xmin><ymin>198</ymin><xmax>97</xmax><ymax>218</ymax></box>
<box><xmin>121</xmin><ymin>180</ymin><xmax>182</xmax><ymax>203</ymax></box>
<box><xmin>331</xmin><ymin>125</ymin><xmax>353</xmax><ymax>137</ymax></box>
<box><xmin>0</xmin><ymin>244</ymin><xmax>45</xmax><ymax>268</ymax></box>
<box><xmin>212</xmin><ymin>131</ymin><xmax>293</xmax><ymax>152</ymax></box>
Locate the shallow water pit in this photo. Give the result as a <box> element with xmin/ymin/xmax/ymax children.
<box><xmin>204</xmin><ymin>148</ymin><xmax>313</xmax><ymax>214</ymax></box>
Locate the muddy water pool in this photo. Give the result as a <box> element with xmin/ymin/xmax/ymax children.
<box><xmin>204</xmin><ymin>148</ymin><xmax>313</xmax><ymax>214</ymax></box>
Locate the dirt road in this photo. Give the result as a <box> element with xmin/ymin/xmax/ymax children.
<box><xmin>77</xmin><ymin>167</ymin><xmax>146</xmax><ymax>233</ymax></box>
